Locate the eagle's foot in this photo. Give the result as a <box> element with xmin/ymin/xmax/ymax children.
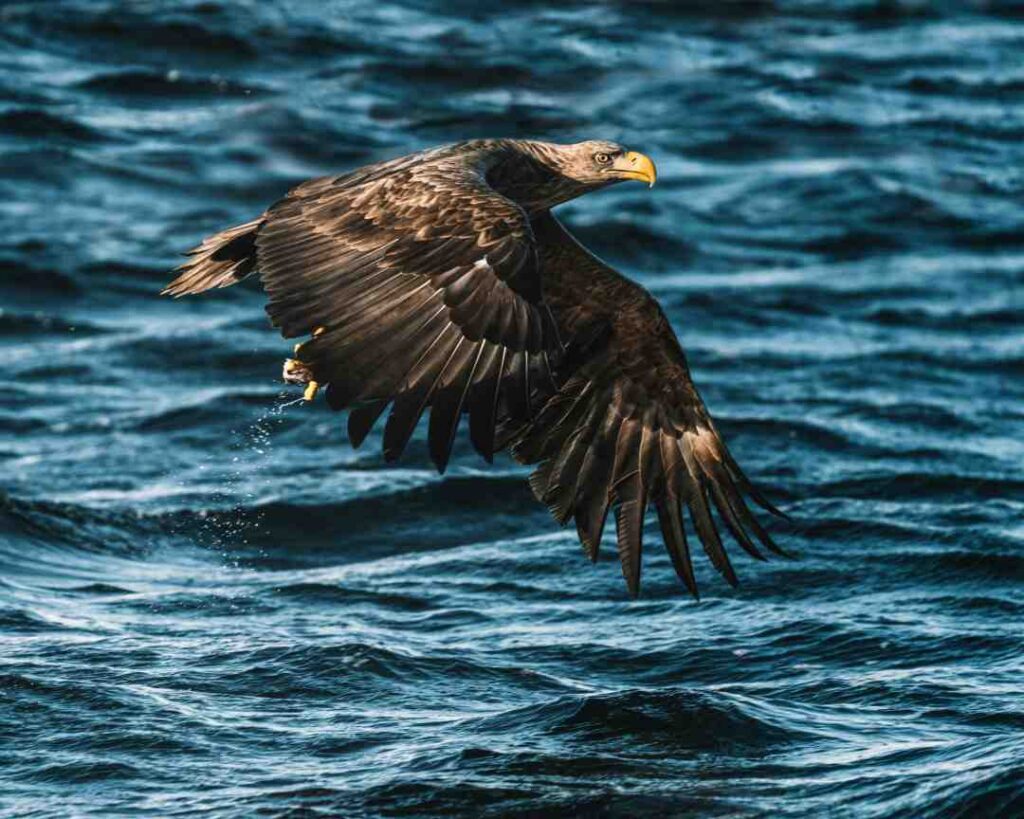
<box><xmin>282</xmin><ymin>358</ymin><xmax>319</xmax><ymax>401</ymax></box>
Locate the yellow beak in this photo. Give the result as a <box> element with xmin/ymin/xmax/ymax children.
<box><xmin>610</xmin><ymin>151</ymin><xmax>657</xmax><ymax>187</ymax></box>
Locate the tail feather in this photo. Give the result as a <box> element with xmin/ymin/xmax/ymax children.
<box><xmin>162</xmin><ymin>217</ymin><xmax>263</xmax><ymax>297</ymax></box>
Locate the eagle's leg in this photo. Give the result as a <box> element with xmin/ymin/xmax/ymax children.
<box><xmin>283</xmin><ymin>327</ymin><xmax>327</xmax><ymax>401</ymax></box>
<box><xmin>282</xmin><ymin>357</ymin><xmax>318</xmax><ymax>401</ymax></box>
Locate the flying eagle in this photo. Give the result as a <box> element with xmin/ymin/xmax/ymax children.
<box><xmin>164</xmin><ymin>139</ymin><xmax>788</xmax><ymax>597</ymax></box>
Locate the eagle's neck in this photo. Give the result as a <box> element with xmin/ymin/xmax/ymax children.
<box><xmin>485</xmin><ymin>141</ymin><xmax>593</xmax><ymax>214</ymax></box>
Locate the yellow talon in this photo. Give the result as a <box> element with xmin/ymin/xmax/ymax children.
<box><xmin>313</xmin><ymin>326</ymin><xmax>326</xmax><ymax>337</ymax></box>
<box><xmin>303</xmin><ymin>381</ymin><xmax>320</xmax><ymax>402</ymax></box>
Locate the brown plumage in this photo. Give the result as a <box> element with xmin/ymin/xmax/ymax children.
<box><xmin>165</xmin><ymin>138</ymin><xmax>789</xmax><ymax>598</ymax></box>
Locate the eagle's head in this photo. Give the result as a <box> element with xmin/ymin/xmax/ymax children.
<box><xmin>553</xmin><ymin>140</ymin><xmax>657</xmax><ymax>188</ymax></box>
<box><xmin>496</xmin><ymin>139</ymin><xmax>658</xmax><ymax>212</ymax></box>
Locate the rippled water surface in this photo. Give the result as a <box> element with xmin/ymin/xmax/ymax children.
<box><xmin>2</xmin><ymin>1</ymin><xmax>1024</xmax><ymax>816</ymax></box>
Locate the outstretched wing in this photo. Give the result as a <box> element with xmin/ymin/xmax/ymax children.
<box><xmin>506</xmin><ymin>213</ymin><xmax>788</xmax><ymax>598</ymax></box>
<box><xmin>255</xmin><ymin>144</ymin><xmax>560</xmax><ymax>471</ymax></box>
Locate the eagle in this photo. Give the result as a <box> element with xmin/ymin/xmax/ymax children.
<box><xmin>164</xmin><ymin>139</ymin><xmax>789</xmax><ymax>598</ymax></box>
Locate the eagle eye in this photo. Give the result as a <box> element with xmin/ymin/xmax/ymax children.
<box><xmin>594</xmin><ymin>152</ymin><xmax>612</xmax><ymax>165</ymax></box>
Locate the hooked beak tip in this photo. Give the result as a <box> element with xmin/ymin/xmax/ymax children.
<box><xmin>611</xmin><ymin>151</ymin><xmax>657</xmax><ymax>187</ymax></box>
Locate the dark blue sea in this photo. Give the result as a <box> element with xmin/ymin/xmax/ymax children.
<box><xmin>2</xmin><ymin>1</ymin><xmax>1023</xmax><ymax>816</ymax></box>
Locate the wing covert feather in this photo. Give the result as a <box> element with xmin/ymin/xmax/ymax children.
<box><xmin>257</xmin><ymin>145</ymin><xmax>560</xmax><ymax>466</ymax></box>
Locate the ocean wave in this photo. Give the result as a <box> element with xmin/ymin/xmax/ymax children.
<box><xmin>168</xmin><ymin>476</ymin><xmax>544</xmax><ymax>567</ymax></box>
<box><xmin>478</xmin><ymin>687</ymin><xmax>813</xmax><ymax>751</ymax></box>
<box><xmin>77</xmin><ymin>70</ymin><xmax>269</xmax><ymax>99</ymax></box>
<box><xmin>0</xmin><ymin>109</ymin><xmax>105</xmax><ymax>143</ymax></box>
<box><xmin>0</xmin><ymin>493</ymin><xmax>154</xmax><ymax>563</ymax></box>
<box><xmin>0</xmin><ymin>259</ymin><xmax>81</xmax><ymax>298</ymax></box>
<box><xmin>267</xmin><ymin>581</ymin><xmax>433</xmax><ymax>611</ymax></box>
<box><xmin>0</xmin><ymin>607</ymin><xmax>71</xmax><ymax>633</ymax></box>
<box><xmin>22</xmin><ymin>7</ymin><xmax>257</xmax><ymax>60</ymax></box>
<box><xmin>815</xmin><ymin>472</ymin><xmax>1024</xmax><ymax>503</ymax></box>
<box><xmin>864</xmin><ymin>305</ymin><xmax>1024</xmax><ymax>331</ymax></box>
<box><xmin>169</xmin><ymin>640</ymin><xmax>572</xmax><ymax>702</ymax></box>
<box><xmin>922</xmin><ymin>764</ymin><xmax>1024</xmax><ymax>818</ymax></box>
<box><xmin>0</xmin><ymin>311</ymin><xmax>106</xmax><ymax>337</ymax></box>
<box><xmin>0</xmin><ymin>471</ymin><xmax>544</xmax><ymax>570</ymax></box>
<box><xmin>902</xmin><ymin>73</ymin><xmax>1024</xmax><ymax>98</ymax></box>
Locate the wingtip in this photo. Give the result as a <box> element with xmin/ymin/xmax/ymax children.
<box><xmin>428</xmin><ymin>449</ymin><xmax>451</xmax><ymax>474</ymax></box>
<box><xmin>578</xmin><ymin>534</ymin><xmax>600</xmax><ymax>564</ymax></box>
<box><xmin>764</xmin><ymin>499</ymin><xmax>793</xmax><ymax>522</ymax></box>
<box><xmin>750</xmin><ymin>488</ymin><xmax>793</xmax><ymax>522</ymax></box>
<box><xmin>757</xmin><ymin>529</ymin><xmax>795</xmax><ymax>560</ymax></box>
